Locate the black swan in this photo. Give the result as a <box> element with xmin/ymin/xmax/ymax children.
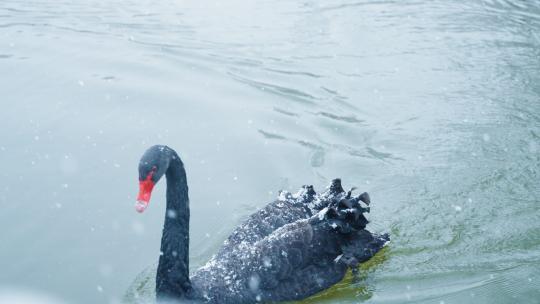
<box><xmin>135</xmin><ymin>145</ymin><xmax>389</xmax><ymax>303</ymax></box>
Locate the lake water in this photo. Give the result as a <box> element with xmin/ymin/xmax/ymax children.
<box><xmin>1</xmin><ymin>0</ymin><xmax>539</xmax><ymax>303</ymax></box>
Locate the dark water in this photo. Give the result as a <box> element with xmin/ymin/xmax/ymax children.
<box><xmin>1</xmin><ymin>0</ymin><xmax>539</xmax><ymax>303</ymax></box>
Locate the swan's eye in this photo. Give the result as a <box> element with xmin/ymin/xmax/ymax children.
<box><xmin>150</xmin><ymin>166</ymin><xmax>158</xmax><ymax>176</ymax></box>
<box><xmin>141</xmin><ymin>166</ymin><xmax>157</xmax><ymax>181</ymax></box>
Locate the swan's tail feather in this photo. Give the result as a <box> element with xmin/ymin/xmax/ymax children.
<box><xmin>350</xmin><ymin>191</ymin><xmax>370</xmax><ymax>205</ymax></box>
<box><xmin>316</xmin><ymin>187</ymin><xmax>371</xmax><ymax>234</ymax></box>
<box><xmin>304</xmin><ymin>179</ymin><xmax>346</xmax><ymax>211</ymax></box>
<box><xmin>309</xmin><ymin>179</ymin><xmax>389</xmax><ymax>265</ymax></box>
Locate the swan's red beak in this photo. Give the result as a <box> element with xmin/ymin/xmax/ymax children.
<box><xmin>136</xmin><ymin>173</ymin><xmax>155</xmax><ymax>213</ymax></box>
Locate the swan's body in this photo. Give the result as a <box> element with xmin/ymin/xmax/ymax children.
<box><xmin>190</xmin><ymin>219</ymin><xmax>387</xmax><ymax>303</ymax></box>
<box><xmin>135</xmin><ymin>145</ymin><xmax>388</xmax><ymax>303</ymax></box>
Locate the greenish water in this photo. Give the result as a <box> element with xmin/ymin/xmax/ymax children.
<box><xmin>1</xmin><ymin>0</ymin><xmax>539</xmax><ymax>303</ymax></box>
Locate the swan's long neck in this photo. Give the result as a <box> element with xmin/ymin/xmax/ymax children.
<box><xmin>156</xmin><ymin>153</ymin><xmax>191</xmax><ymax>301</ymax></box>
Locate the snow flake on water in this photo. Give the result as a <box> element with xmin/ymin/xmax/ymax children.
<box><xmin>131</xmin><ymin>221</ymin><xmax>145</xmax><ymax>235</ymax></box>
<box><xmin>454</xmin><ymin>205</ymin><xmax>462</xmax><ymax>212</ymax></box>
<box><xmin>78</xmin><ymin>80</ymin><xmax>85</xmax><ymax>87</ymax></box>
<box><xmin>99</xmin><ymin>264</ymin><xmax>113</xmax><ymax>277</ymax></box>
<box><xmin>468</xmin><ymin>198</ymin><xmax>473</xmax><ymax>203</ymax></box>
<box><xmin>529</xmin><ymin>141</ymin><xmax>538</xmax><ymax>153</ymax></box>
<box><xmin>482</xmin><ymin>134</ymin><xmax>490</xmax><ymax>142</ymax></box>
<box><xmin>528</xmin><ymin>278</ymin><xmax>532</xmax><ymax>282</ymax></box>
<box><xmin>96</xmin><ymin>285</ymin><xmax>103</xmax><ymax>293</ymax></box>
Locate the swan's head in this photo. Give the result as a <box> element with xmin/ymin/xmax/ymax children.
<box><xmin>136</xmin><ymin>145</ymin><xmax>170</xmax><ymax>213</ymax></box>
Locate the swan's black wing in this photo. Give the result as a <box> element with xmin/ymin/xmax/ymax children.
<box><xmin>217</xmin><ymin>179</ymin><xmax>365</xmax><ymax>256</ymax></box>
<box><xmin>190</xmin><ymin>219</ymin><xmax>343</xmax><ymax>303</ymax></box>
<box><xmin>252</xmin><ymin>218</ymin><xmax>389</xmax><ymax>302</ymax></box>
<box><xmin>275</xmin><ymin>235</ymin><xmax>390</xmax><ymax>301</ymax></box>
<box><xmin>250</xmin><ymin>219</ymin><xmax>347</xmax><ymax>302</ymax></box>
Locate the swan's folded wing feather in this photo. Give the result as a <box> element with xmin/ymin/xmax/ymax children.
<box><xmin>217</xmin><ymin>181</ymin><xmax>350</xmax><ymax>257</ymax></box>
<box><xmin>217</xmin><ymin>199</ymin><xmax>310</xmax><ymax>256</ymax></box>
<box><xmin>260</xmin><ymin>260</ymin><xmax>348</xmax><ymax>301</ymax></box>
<box><xmin>247</xmin><ymin>219</ymin><xmax>349</xmax><ymax>302</ymax></box>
